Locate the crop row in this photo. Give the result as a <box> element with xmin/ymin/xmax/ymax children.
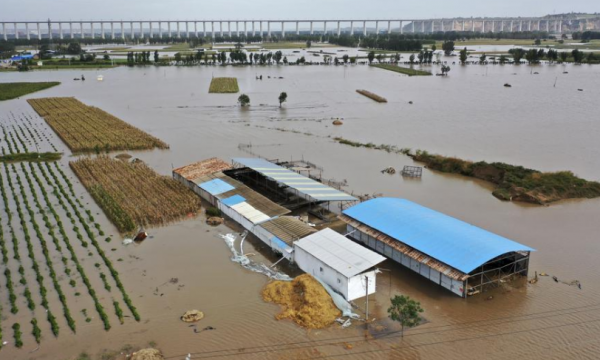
<box><xmin>44</xmin><ymin>162</ymin><xmax>140</xmax><ymax>321</ymax></box>
<box><xmin>70</xmin><ymin>156</ymin><xmax>201</xmax><ymax>232</ymax></box>
<box><xmin>31</xmin><ymin>162</ymin><xmax>113</xmax><ymax>331</ymax></box>
<box><xmin>13</xmin><ymin>163</ymin><xmax>76</xmax><ymax>333</ymax></box>
<box><xmin>1</xmin><ymin>164</ymin><xmax>60</xmax><ymax>337</ymax></box>
<box><xmin>28</xmin><ymin>97</ymin><xmax>169</xmax><ymax>153</ymax></box>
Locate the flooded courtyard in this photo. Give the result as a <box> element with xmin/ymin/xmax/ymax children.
<box><xmin>1</xmin><ymin>60</ymin><xmax>600</xmax><ymax>360</ymax></box>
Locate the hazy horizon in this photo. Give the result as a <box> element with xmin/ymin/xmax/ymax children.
<box><xmin>1</xmin><ymin>0</ymin><xmax>598</xmax><ymax>21</ymax></box>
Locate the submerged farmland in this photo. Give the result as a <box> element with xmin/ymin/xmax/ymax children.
<box><xmin>70</xmin><ymin>156</ymin><xmax>201</xmax><ymax>232</ymax></box>
<box><xmin>27</xmin><ymin>97</ymin><xmax>169</xmax><ymax>153</ymax></box>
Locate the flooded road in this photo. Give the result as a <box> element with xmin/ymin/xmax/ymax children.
<box><xmin>1</xmin><ymin>61</ymin><xmax>600</xmax><ymax>360</ymax></box>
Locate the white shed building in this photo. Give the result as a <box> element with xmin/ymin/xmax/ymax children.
<box><xmin>293</xmin><ymin>228</ymin><xmax>386</xmax><ymax>301</ymax></box>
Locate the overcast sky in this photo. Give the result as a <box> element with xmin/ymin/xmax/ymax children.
<box><xmin>1</xmin><ymin>0</ymin><xmax>597</xmax><ymax>21</ymax></box>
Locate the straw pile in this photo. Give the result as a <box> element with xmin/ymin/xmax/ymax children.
<box><xmin>262</xmin><ymin>274</ymin><xmax>341</xmax><ymax>329</ymax></box>
<box><xmin>131</xmin><ymin>348</ymin><xmax>164</xmax><ymax>360</ymax></box>
<box><xmin>356</xmin><ymin>89</ymin><xmax>387</xmax><ymax>103</ymax></box>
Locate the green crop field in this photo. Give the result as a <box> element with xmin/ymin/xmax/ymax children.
<box><xmin>0</xmin><ymin>82</ymin><xmax>61</xmax><ymax>101</ymax></box>
<box><xmin>209</xmin><ymin>77</ymin><xmax>240</xmax><ymax>93</ymax></box>
<box><xmin>370</xmin><ymin>64</ymin><xmax>432</xmax><ymax>76</ymax></box>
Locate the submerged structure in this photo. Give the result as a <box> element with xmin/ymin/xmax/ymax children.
<box><xmin>340</xmin><ymin>198</ymin><xmax>535</xmax><ymax>297</ymax></box>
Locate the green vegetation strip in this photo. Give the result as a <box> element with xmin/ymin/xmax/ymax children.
<box><xmin>333</xmin><ymin>137</ymin><xmax>600</xmax><ymax>205</ymax></box>
<box><xmin>0</xmin><ymin>82</ymin><xmax>61</xmax><ymax>101</ymax></box>
<box><xmin>370</xmin><ymin>64</ymin><xmax>432</xmax><ymax>76</ymax></box>
<box><xmin>209</xmin><ymin>77</ymin><xmax>240</xmax><ymax>93</ymax></box>
<box><xmin>0</xmin><ymin>152</ymin><xmax>62</xmax><ymax>163</ymax></box>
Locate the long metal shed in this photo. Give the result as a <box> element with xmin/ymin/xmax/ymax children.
<box><xmin>340</xmin><ymin>198</ymin><xmax>535</xmax><ymax>297</ymax></box>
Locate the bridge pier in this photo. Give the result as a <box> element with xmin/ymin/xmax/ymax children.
<box><xmin>400</xmin><ymin>20</ymin><xmax>403</xmax><ymax>34</ymax></box>
<box><xmin>375</xmin><ymin>21</ymin><xmax>379</xmax><ymax>35</ymax></box>
<box><xmin>267</xmin><ymin>21</ymin><xmax>271</xmax><ymax>38</ymax></box>
<box><xmin>111</xmin><ymin>22</ymin><xmax>115</xmax><ymax>39</ymax></box>
<box><xmin>421</xmin><ymin>21</ymin><xmax>425</xmax><ymax>33</ymax></box>
<box><xmin>252</xmin><ymin>21</ymin><xmax>255</xmax><ymax>36</ymax></box>
<box><xmin>310</xmin><ymin>21</ymin><xmax>313</xmax><ymax>35</ymax></box>
<box><xmin>324</xmin><ymin>21</ymin><xmax>327</xmax><ymax>35</ymax></box>
<box><xmin>431</xmin><ymin>19</ymin><xmax>434</xmax><ymax>33</ymax></box>
<box><xmin>350</xmin><ymin>21</ymin><xmax>354</xmax><ymax>35</ymax></box>
<box><xmin>281</xmin><ymin>21</ymin><xmax>285</xmax><ymax>38</ymax></box>
<box><xmin>177</xmin><ymin>22</ymin><xmax>181</xmax><ymax>38</ymax></box>
<box><xmin>482</xmin><ymin>20</ymin><xmax>485</xmax><ymax>33</ymax></box>
<box><xmin>228</xmin><ymin>21</ymin><xmax>232</xmax><ymax>37</ymax></box>
<box><xmin>363</xmin><ymin>21</ymin><xmax>367</xmax><ymax>36</ymax></box>
<box><xmin>339</xmin><ymin>21</ymin><xmax>342</xmax><ymax>36</ymax></box>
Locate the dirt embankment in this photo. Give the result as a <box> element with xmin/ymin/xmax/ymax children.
<box><xmin>262</xmin><ymin>274</ymin><xmax>341</xmax><ymax>329</ymax></box>
<box><xmin>410</xmin><ymin>151</ymin><xmax>600</xmax><ymax>205</ymax></box>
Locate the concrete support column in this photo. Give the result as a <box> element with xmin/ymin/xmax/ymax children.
<box><xmin>363</xmin><ymin>21</ymin><xmax>367</xmax><ymax>36</ymax></box>
<box><xmin>537</xmin><ymin>20</ymin><xmax>540</xmax><ymax>31</ymax></box>
<box><xmin>100</xmin><ymin>22</ymin><xmax>104</xmax><ymax>39</ymax></box>
<box><xmin>168</xmin><ymin>22</ymin><xmax>171</xmax><ymax>38</ymax></box>
<box><xmin>228</xmin><ymin>21</ymin><xmax>232</xmax><ymax>37</ymax></box>
<box><xmin>220</xmin><ymin>21</ymin><xmax>223</xmax><ymax>37</ymax></box>
<box><xmin>111</xmin><ymin>22</ymin><xmax>115</xmax><ymax>39</ymax></box>
<box><xmin>528</xmin><ymin>21</ymin><xmax>531</xmax><ymax>31</ymax></box>
<box><xmin>236</xmin><ymin>22</ymin><xmax>240</xmax><ymax>37</ymax></box>
<box><xmin>26</xmin><ymin>23</ymin><xmax>30</xmax><ymax>40</ymax></box>
<box><xmin>519</xmin><ymin>21</ymin><xmax>522</xmax><ymax>32</ymax></box>
<box><xmin>472</xmin><ymin>19</ymin><xmax>475</xmax><ymax>32</ymax></box>
<box><xmin>195</xmin><ymin>22</ymin><xmax>198</xmax><ymax>38</ymax></box>
<box><xmin>422</xmin><ymin>21</ymin><xmax>425</xmax><ymax>33</ymax></box>
<box><xmin>400</xmin><ymin>20</ymin><xmax>403</xmax><ymax>34</ymax></box>
<box><xmin>492</xmin><ymin>21</ymin><xmax>495</xmax><ymax>33</ymax></box>
<box><xmin>338</xmin><ymin>21</ymin><xmax>342</xmax><ymax>36</ymax></box>
<box><xmin>186</xmin><ymin>22</ymin><xmax>190</xmax><ymax>38</ymax></box>
<box><xmin>375</xmin><ymin>21</ymin><xmax>378</xmax><ymax>35</ymax></box>
<box><xmin>281</xmin><ymin>21</ymin><xmax>284</xmax><ymax>38</ymax></box>
<box><xmin>150</xmin><ymin>22</ymin><xmax>153</xmax><ymax>38</ymax></box>
<box><xmin>310</xmin><ymin>21</ymin><xmax>313</xmax><ymax>35</ymax></box>
<box><xmin>558</xmin><ymin>20</ymin><xmax>562</xmax><ymax>33</ymax></box>
<box><xmin>501</xmin><ymin>21</ymin><xmax>504</xmax><ymax>32</ymax></box>
<box><xmin>121</xmin><ymin>22</ymin><xmax>124</xmax><ymax>39</ymax></box>
<box><xmin>267</xmin><ymin>22</ymin><xmax>271</xmax><ymax>38</ymax></box>
<box><xmin>38</xmin><ymin>23</ymin><xmax>42</xmax><ymax>40</ymax></box>
<box><xmin>90</xmin><ymin>22</ymin><xmax>94</xmax><ymax>39</ymax></box>
<box><xmin>441</xmin><ymin>20</ymin><xmax>444</xmax><ymax>32</ymax></box>
<box><xmin>546</xmin><ymin>20</ymin><xmax>549</xmax><ymax>32</ymax></box>
<box><xmin>252</xmin><ymin>22</ymin><xmax>255</xmax><ymax>36</ymax></box>
<box><xmin>177</xmin><ymin>22</ymin><xmax>181</xmax><ymax>38</ymax></box>
<box><xmin>510</xmin><ymin>20</ymin><xmax>513</xmax><ymax>32</ymax></box>
<box><xmin>387</xmin><ymin>21</ymin><xmax>391</xmax><ymax>34</ymax></box>
<box><xmin>2</xmin><ymin>23</ymin><xmax>5</xmax><ymax>41</ymax></box>
<box><xmin>202</xmin><ymin>22</ymin><xmax>206</xmax><ymax>38</ymax></box>
<box><xmin>412</xmin><ymin>21</ymin><xmax>415</xmax><ymax>33</ymax></box>
<box><xmin>324</xmin><ymin>21</ymin><xmax>327</xmax><ymax>35</ymax></box>
<box><xmin>260</xmin><ymin>22</ymin><xmax>263</xmax><ymax>37</ymax></box>
<box><xmin>296</xmin><ymin>21</ymin><xmax>299</xmax><ymax>35</ymax></box>
<box><xmin>482</xmin><ymin>21</ymin><xmax>485</xmax><ymax>33</ymax></box>
<box><xmin>60</xmin><ymin>23</ymin><xmax>64</xmax><ymax>39</ymax></box>
<box><xmin>350</xmin><ymin>21</ymin><xmax>354</xmax><ymax>35</ymax></box>
<box><xmin>244</xmin><ymin>22</ymin><xmax>247</xmax><ymax>37</ymax></box>
<box><xmin>80</xmin><ymin>22</ymin><xmax>83</xmax><ymax>39</ymax></box>
<box><xmin>211</xmin><ymin>22</ymin><xmax>214</xmax><ymax>39</ymax></box>
<box><xmin>462</xmin><ymin>20</ymin><xmax>465</xmax><ymax>31</ymax></box>
<box><xmin>131</xmin><ymin>22</ymin><xmax>135</xmax><ymax>39</ymax></box>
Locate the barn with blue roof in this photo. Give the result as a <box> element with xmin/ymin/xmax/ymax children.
<box><xmin>340</xmin><ymin>198</ymin><xmax>535</xmax><ymax>297</ymax></box>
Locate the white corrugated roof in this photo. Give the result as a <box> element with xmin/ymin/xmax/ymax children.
<box><xmin>230</xmin><ymin>202</ymin><xmax>271</xmax><ymax>224</ymax></box>
<box><xmin>294</xmin><ymin>228</ymin><xmax>386</xmax><ymax>278</ymax></box>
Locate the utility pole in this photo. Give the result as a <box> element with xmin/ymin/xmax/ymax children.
<box><xmin>365</xmin><ymin>275</ymin><xmax>369</xmax><ymax>321</ymax></box>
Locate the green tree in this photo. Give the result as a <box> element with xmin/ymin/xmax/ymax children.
<box><xmin>572</xmin><ymin>49</ymin><xmax>584</xmax><ymax>63</ymax></box>
<box><xmin>306</xmin><ymin>40</ymin><xmax>312</xmax><ymax>48</ymax></box>
<box><xmin>442</xmin><ymin>40</ymin><xmax>455</xmax><ymax>56</ymax></box>
<box><xmin>367</xmin><ymin>51</ymin><xmax>375</xmax><ymax>64</ymax></box>
<box><xmin>499</xmin><ymin>55</ymin><xmax>507</xmax><ymax>64</ymax></box>
<box><xmin>479</xmin><ymin>53</ymin><xmax>487</xmax><ymax>63</ymax></box>
<box><xmin>238</xmin><ymin>94</ymin><xmax>250</xmax><ymax>107</ymax></box>
<box><xmin>431</xmin><ymin>44</ymin><xmax>437</xmax><ymax>52</ymax></box>
<box><xmin>534</xmin><ymin>38</ymin><xmax>541</xmax><ymax>46</ymax></box>
<box><xmin>274</xmin><ymin>50</ymin><xmax>283</xmax><ymax>64</ymax></box>
<box><xmin>67</xmin><ymin>42</ymin><xmax>82</xmax><ymax>55</ymax></box>
<box><xmin>559</xmin><ymin>51</ymin><xmax>568</xmax><ymax>62</ymax></box>
<box><xmin>154</xmin><ymin>50</ymin><xmax>159</xmax><ymax>63</ymax></box>
<box><xmin>586</xmin><ymin>52</ymin><xmax>596</xmax><ymax>63</ymax></box>
<box><xmin>278</xmin><ymin>92</ymin><xmax>287</xmax><ymax>108</ymax></box>
<box><xmin>409</xmin><ymin>54</ymin><xmax>415</xmax><ymax>64</ymax></box>
<box><xmin>459</xmin><ymin>47</ymin><xmax>468</xmax><ymax>64</ymax></box>
<box><xmin>441</xmin><ymin>65</ymin><xmax>451</xmax><ymax>76</ymax></box>
<box><xmin>174</xmin><ymin>52</ymin><xmax>182</xmax><ymax>64</ymax></box>
<box><xmin>103</xmin><ymin>54</ymin><xmax>110</xmax><ymax>61</ymax></box>
<box><xmin>388</xmin><ymin>295</ymin><xmax>424</xmax><ymax>337</ymax></box>
<box><xmin>342</xmin><ymin>54</ymin><xmax>349</xmax><ymax>64</ymax></box>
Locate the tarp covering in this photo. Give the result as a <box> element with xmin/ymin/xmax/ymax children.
<box><xmin>343</xmin><ymin>198</ymin><xmax>535</xmax><ymax>274</ymax></box>
<box><xmin>232</xmin><ymin>158</ymin><xmax>357</xmax><ymax>202</ymax></box>
<box><xmin>199</xmin><ymin>178</ymin><xmax>235</xmax><ymax>196</ymax></box>
<box><xmin>221</xmin><ymin>194</ymin><xmax>246</xmax><ymax>207</ymax></box>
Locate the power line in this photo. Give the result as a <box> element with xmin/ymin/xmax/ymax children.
<box><xmin>164</xmin><ymin>302</ymin><xmax>600</xmax><ymax>359</ymax></box>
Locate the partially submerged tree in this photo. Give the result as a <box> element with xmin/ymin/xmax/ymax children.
<box><xmin>238</xmin><ymin>94</ymin><xmax>250</xmax><ymax>107</ymax></box>
<box><xmin>442</xmin><ymin>40</ymin><xmax>455</xmax><ymax>56</ymax></box>
<box><xmin>459</xmin><ymin>47</ymin><xmax>468</xmax><ymax>64</ymax></box>
<box><xmin>367</xmin><ymin>51</ymin><xmax>375</xmax><ymax>64</ymax></box>
<box><xmin>388</xmin><ymin>295</ymin><xmax>424</xmax><ymax>337</ymax></box>
<box><xmin>278</xmin><ymin>92</ymin><xmax>287</xmax><ymax>108</ymax></box>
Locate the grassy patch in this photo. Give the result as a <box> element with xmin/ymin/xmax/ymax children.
<box><xmin>28</xmin><ymin>97</ymin><xmax>169</xmax><ymax>153</ymax></box>
<box><xmin>0</xmin><ymin>82</ymin><xmax>60</xmax><ymax>101</ymax></box>
<box><xmin>0</xmin><ymin>152</ymin><xmax>62</xmax><ymax>163</ymax></box>
<box><xmin>332</xmin><ymin>137</ymin><xmax>600</xmax><ymax>205</ymax></box>
<box><xmin>209</xmin><ymin>77</ymin><xmax>239</xmax><ymax>93</ymax></box>
<box><xmin>356</xmin><ymin>89</ymin><xmax>387</xmax><ymax>103</ymax></box>
<box><xmin>370</xmin><ymin>64</ymin><xmax>431</xmax><ymax>76</ymax></box>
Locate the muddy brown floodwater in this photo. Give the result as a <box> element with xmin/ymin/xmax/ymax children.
<box><xmin>1</xmin><ymin>60</ymin><xmax>600</xmax><ymax>360</ymax></box>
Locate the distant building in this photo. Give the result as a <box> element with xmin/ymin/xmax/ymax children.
<box><xmin>340</xmin><ymin>198</ymin><xmax>535</xmax><ymax>297</ymax></box>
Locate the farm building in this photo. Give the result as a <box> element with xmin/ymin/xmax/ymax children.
<box><xmin>340</xmin><ymin>198</ymin><xmax>535</xmax><ymax>297</ymax></box>
<box><xmin>294</xmin><ymin>228</ymin><xmax>386</xmax><ymax>301</ymax></box>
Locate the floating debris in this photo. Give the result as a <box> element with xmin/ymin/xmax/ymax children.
<box><xmin>504</xmin><ymin>83</ymin><xmax>512</xmax><ymax>87</ymax></box>
<box><xmin>181</xmin><ymin>310</ymin><xmax>205</xmax><ymax>323</ymax></box>
<box><xmin>130</xmin><ymin>348</ymin><xmax>164</xmax><ymax>360</ymax></box>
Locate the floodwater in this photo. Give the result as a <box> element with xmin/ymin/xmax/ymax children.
<box><xmin>1</xmin><ymin>60</ymin><xmax>600</xmax><ymax>360</ymax></box>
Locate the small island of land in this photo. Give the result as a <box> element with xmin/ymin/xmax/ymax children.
<box><xmin>209</xmin><ymin>77</ymin><xmax>240</xmax><ymax>93</ymax></box>
<box><xmin>0</xmin><ymin>82</ymin><xmax>61</xmax><ymax>101</ymax></box>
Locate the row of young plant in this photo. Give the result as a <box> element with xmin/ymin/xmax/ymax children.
<box><xmin>12</xmin><ymin>163</ymin><xmax>76</xmax><ymax>333</ymax></box>
<box><xmin>30</xmin><ymin>162</ymin><xmax>113</xmax><ymax>331</ymax></box>
<box><xmin>0</xmin><ymin>125</ymin><xmax>16</xmax><ymax>154</ymax></box>
<box><xmin>1</xmin><ymin>164</ymin><xmax>61</xmax><ymax>337</ymax></box>
<box><xmin>22</xmin><ymin>114</ymin><xmax>59</xmax><ymax>152</ymax></box>
<box><xmin>11</xmin><ymin>124</ymin><xmax>30</xmax><ymax>153</ymax></box>
<box><xmin>44</xmin><ymin>162</ymin><xmax>141</xmax><ymax>321</ymax></box>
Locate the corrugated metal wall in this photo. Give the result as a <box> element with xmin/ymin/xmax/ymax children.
<box><xmin>347</xmin><ymin>224</ymin><xmax>466</xmax><ymax>297</ymax></box>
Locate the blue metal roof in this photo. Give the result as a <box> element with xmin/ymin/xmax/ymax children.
<box><xmin>221</xmin><ymin>195</ymin><xmax>246</xmax><ymax>207</ymax></box>
<box><xmin>342</xmin><ymin>198</ymin><xmax>535</xmax><ymax>274</ymax></box>
<box><xmin>199</xmin><ymin>179</ymin><xmax>235</xmax><ymax>196</ymax></box>
<box><xmin>232</xmin><ymin>158</ymin><xmax>357</xmax><ymax>202</ymax></box>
